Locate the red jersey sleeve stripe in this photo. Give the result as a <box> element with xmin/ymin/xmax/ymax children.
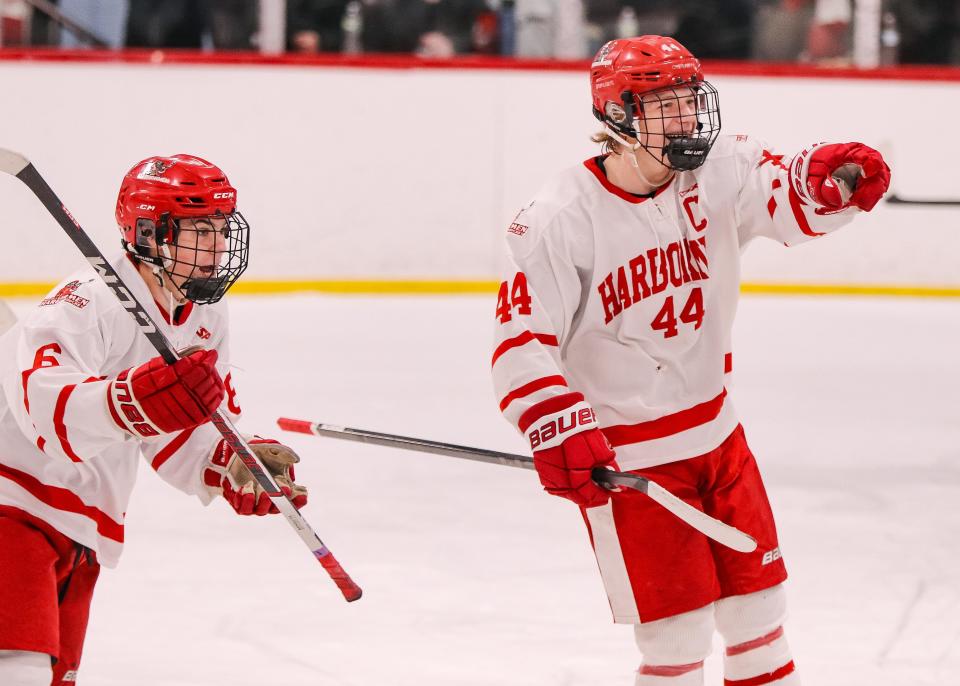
<box><xmin>150</xmin><ymin>426</ymin><xmax>197</xmax><ymax>471</ymax></box>
<box><xmin>52</xmin><ymin>377</ymin><xmax>103</xmax><ymax>464</ymax></box>
<box><xmin>724</xmin><ymin>352</ymin><xmax>733</xmax><ymax>374</ymax></box>
<box><xmin>787</xmin><ymin>184</ymin><xmax>824</xmax><ymax>237</ymax></box>
<box><xmin>53</xmin><ymin>384</ymin><xmax>83</xmax><ymax>463</ymax></box>
<box><xmin>0</xmin><ymin>462</ymin><xmax>124</xmax><ymax>542</ymax></box>
<box><xmin>491</xmin><ymin>331</ymin><xmax>559</xmax><ymax>367</ymax></box>
<box><xmin>499</xmin><ymin>375</ymin><xmax>567</xmax><ymax>412</ymax></box>
<box><xmin>601</xmin><ymin>390</ymin><xmax>727</xmax><ymax>447</ymax></box>
<box><xmin>766</xmin><ymin>179</ymin><xmax>781</xmax><ymax>218</ymax></box>
<box><xmin>21</xmin><ymin>367</ymin><xmax>41</xmax><ymax>415</ymax></box>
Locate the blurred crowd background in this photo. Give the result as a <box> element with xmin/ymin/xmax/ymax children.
<box><xmin>0</xmin><ymin>0</ymin><xmax>957</xmax><ymax>66</ymax></box>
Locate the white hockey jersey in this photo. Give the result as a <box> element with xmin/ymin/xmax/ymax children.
<box><xmin>0</xmin><ymin>254</ymin><xmax>239</xmax><ymax>567</ymax></box>
<box><xmin>492</xmin><ymin>135</ymin><xmax>858</xmax><ymax>471</ymax></box>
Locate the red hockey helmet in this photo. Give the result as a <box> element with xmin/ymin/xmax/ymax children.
<box><xmin>117</xmin><ymin>155</ymin><xmax>237</xmax><ymax>244</ymax></box>
<box><xmin>116</xmin><ymin>155</ymin><xmax>249</xmax><ymax>304</ymax></box>
<box><xmin>590</xmin><ymin>36</ymin><xmax>721</xmax><ymax>170</ymax></box>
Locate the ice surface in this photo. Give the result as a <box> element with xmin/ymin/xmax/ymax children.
<box><xmin>6</xmin><ymin>294</ymin><xmax>958</xmax><ymax>686</ymax></box>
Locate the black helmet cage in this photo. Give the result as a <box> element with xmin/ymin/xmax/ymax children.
<box><xmin>124</xmin><ymin>210</ymin><xmax>250</xmax><ymax>305</ymax></box>
<box><xmin>596</xmin><ymin>80</ymin><xmax>721</xmax><ymax>172</ymax></box>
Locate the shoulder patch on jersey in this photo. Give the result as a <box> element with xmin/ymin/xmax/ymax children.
<box><xmin>507</xmin><ymin>200</ymin><xmax>535</xmax><ymax>237</ymax></box>
<box><xmin>39</xmin><ymin>279</ymin><xmax>93</xmax><ymax>309</ymax></box>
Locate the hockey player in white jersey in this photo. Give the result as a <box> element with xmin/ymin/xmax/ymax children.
<box><xmin>492</xmin><ymin>36</ymin><xmax>890</xmax><ymax>685</ymax></box>
<box><xmin>0</xmin><ymin>155</ymin><xmax>308</xmax><ymax>686</ymax></box>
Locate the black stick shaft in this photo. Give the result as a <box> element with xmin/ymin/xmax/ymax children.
<box><xmin>277</xmin><ymin>419</ymin><xmax>649</xmax><ymax>492</ymax></box>
<box><xmin>278</xmin><ymin>418</ymin><xmax>760</xmax><ymax>553</ymax></box>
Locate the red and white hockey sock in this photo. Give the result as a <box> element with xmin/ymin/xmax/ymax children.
<box><xmin>633</xmin><ymin>605</ymin><xmax>713</xmax><ymax>686</ymax></box>
<box><xmin>715</xmin><ymin>586</ymin><xmax>797</xmax><ymax>686</ymax></box>
<box><xmin>723</xmin><ymin>626</ymin><xmax>797</xmax><ymax>686</ymax></box>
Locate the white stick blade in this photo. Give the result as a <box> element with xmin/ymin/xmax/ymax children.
<box><xmin>0</xmin><ymin>149</ymin><xmax>29</xmax><ymax>175</ymax></box>
<box><xmin>645</xmin><ymin>481</ymin><xmax>758</xmax><ymax>553</ymax></box>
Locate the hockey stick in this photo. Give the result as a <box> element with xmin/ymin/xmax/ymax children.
<box><xmin>278</xmin><ymin>418</ymin><xmax>758</xmax><ymax>554</ymax></box>
<box><xmin>0</xmin><ymin>150</ymin><xmax>361</xmax><ymax>602</ymax></box>
<box><xmin>886</xmin><ymin>194</ymin><xmax>960</xmax><ymax>206</ymax></box>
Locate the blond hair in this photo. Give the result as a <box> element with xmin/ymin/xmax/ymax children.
<box><xmin>591</xmin><ymin>130</ymin><xmax>623</xmax><ymax>155</ymax></box>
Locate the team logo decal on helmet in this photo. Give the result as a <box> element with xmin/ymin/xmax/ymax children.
<box><xmin>592</xmin><ymin>40</ymin><xmax>616</xmax><ymax>67</ymax></box>
<box><xmin>589</xmin><ymin>35</ymin><xmax>721</xmax><ymax>171</ymax></box>
<box><xmin>136</xmin><ymin>160</ymin><xmax>174</xmax><ymax>182</ymax></box>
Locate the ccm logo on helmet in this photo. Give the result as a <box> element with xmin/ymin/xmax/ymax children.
<box><xmin>137</xmin><ymin>204</ymin><xmax>156</xmax><ymax>211</ymax></box>
<box><xmin>213</xmin><ymin>192</ymin><xmax>234</xmax><ymax>199</ymax></box>
<box><xmin>529</xmin><ymin>407</ymin><xmax>597</xmax><ymax>449</ymax></box>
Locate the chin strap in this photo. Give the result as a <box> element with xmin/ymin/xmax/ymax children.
<box><xmin>130</xmin><ymin>242</ymin><xmax>188</xmax><ymax>311</ymax></box>
<box><xmin>604</xmin><ymin>124</ymin><xmax>674</xmax><ymax>190</ymax></box>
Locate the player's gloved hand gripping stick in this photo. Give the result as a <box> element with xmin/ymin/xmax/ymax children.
<box><xmin>278</xmin><ymin>418</ymin><xmax>758</xmax><ymax>554</ymax></box>
<box><xmin>0</xmin><ymin>149</ymin><xmax>361</xmax><ymax>602</ymax></box>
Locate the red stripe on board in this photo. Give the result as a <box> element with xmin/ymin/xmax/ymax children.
<box><xmin>726</xmin><ymin>626</ymin><xmax>784</xmax><ymax>657</ymax></box>
<box><xmin>0</xmin><ymin>49</ymin><xmax>958</xmax><ymax>81</ymax></box>
<box><xmin>0</xmin><ymin>462</ymin><xmax>124</xmax><ymax>542</ymax></box>
<box><xmin>499</xmin><ymin>375</ymin><xmax>567</xmax><ymax>412</ymax></box>
<box><xmin>725</xmin><ymin>353</ymin><xmax>733</xmax><ymax>374</ymax></box>
<box><xmin>602</xmin><ymin>390</ymin><xmax>727</xmax><ymax>447</ymax></box>
<box><xmin>518</xmin><ymin>392</ymin><xmax>584</xmax><ymax>433</ymax></box>
<box><xmin>639</xmin><ymin>661</ymin><xmax>704</xmax><ymax>677</ymax></box>
<box><xmin>150</xmin><ymin>427</ymin><xmax>197</xmax><ymax>471</ymax></box>
<box><xmin>491</xmin><ymin>331</ymin><xmax>559</xmax><ymax>367</ymax></box>
<box><xmin>724</xmin><ymin>660</ymin><xmax>795</xmax><ymax>686</ymax></box>
<box><xmin>787</xmin><ymin>185</ymin><xmax>824</xmax><ymax>237</ymax></box>
<box><xmin>53</xmin><ymin>384</ymin><xmax>83</xmax><ymax>463</ymax></box>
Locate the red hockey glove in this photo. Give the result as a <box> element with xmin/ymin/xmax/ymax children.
<box><xmin>203</xmin><ymin>437</ymin><xmax>308</xmax><ymax>515</ymax></box>
<box><xmin>521</xmin><ymin>393</ymin><xmax>617</xmax><ymax>508</ymax></box>
<box><xmin>803</xmin><ymin>142</ymin><xmax>891</xmax><ymax>211</ymax></box>
<box><xmin>108</xmin><ymin>349</ymin><xmax>224</xmax><ymax>438</ymax></box>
